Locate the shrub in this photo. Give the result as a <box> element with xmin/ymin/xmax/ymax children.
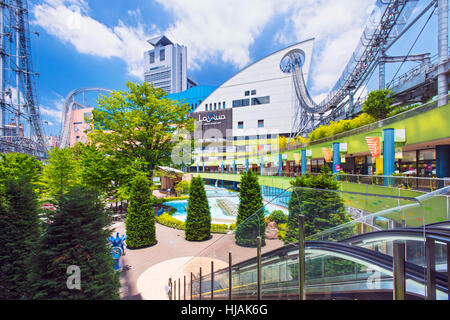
<box><xmin>267</xmin><ymin>210</ymin><xmax>288</xmax><ymax>224</ymax></box>
<box><xmin>156</xmin><ymin>213</ymin><xmax>185</xmax><ymax>230</ymax></box>
<box><xmin>156</xmin><ymin>213</ymin><xmax>232</xmax><ymax>234</ymax></box>
<box><xmin>175</xmin><ymin>180</ymin><xmax>190</xmax><ymax>196</ymax></box>
<box><xmin>235</xmin><ymin>171</ymin><xmax>266</xmax><ymax>247</ymax></box>
<box><xmin>126</xmin><ymin>174</ymin><xmax>156</xmax><ymax>249</ymax></box>
<box><xmin>185</xmin><ymin>177</ymin><xmax>211</xmax><ymax>241</ymax></box>
<box><xmin>308</xmin><ymin>113</ymin><xmax>376</xmax><ymax>142</ymax></box>
<box><xmin>154</xmin><ymin>195</ymin><xmax>189</xmax><ymax>205</ymax></box>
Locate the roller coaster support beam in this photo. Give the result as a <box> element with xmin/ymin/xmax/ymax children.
<box><xmin>379</xmin><ymin>46</ymin><xmax>386</xmax><ymax>89</ymax></box>
<box><xmin>437</xmin><ymin>0</ymin><xmax>448</xmax><ymax>107</ymax></box>
<box><xmin>380</xmin><ymin>53</ymin><xmax>431</xmax><ymax>64</ymax></box>
<box><xmin>347</xmin><ymin>89</ymin><xmax>354</xmax><ymax>117</ymax></box>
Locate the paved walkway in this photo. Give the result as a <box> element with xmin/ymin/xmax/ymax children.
<box><xmin>115</xmin><ymin>221</ymin><xmax>284</xmax><ymax>300</ymax></box>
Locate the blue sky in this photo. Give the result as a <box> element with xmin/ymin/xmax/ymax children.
<box><xmin>29</xmin><ymin>0</ymin><xmax>441</xmax><ymax>136</ymax></box>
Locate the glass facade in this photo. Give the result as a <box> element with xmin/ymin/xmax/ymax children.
<box><xmin>233</xmin><ymin>98</ymin><xmax>250</xmax><ymax>108</ymax></box>
<box><xmin>396</xmin><ymin>148</ymin><xmax>436</xmax><ymax>177</ymax></box>
<box><xmin>251</xmin><ymin>96</ymin><xmax>270</xmax><ymax>105</ymax></box>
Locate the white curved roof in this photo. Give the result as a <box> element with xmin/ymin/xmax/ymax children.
<box><xmin>193</xmin><ymin>38</ymin><xmax>314</xmax><ymax>112</ymax></box>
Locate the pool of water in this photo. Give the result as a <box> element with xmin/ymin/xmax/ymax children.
<box><xmin>165</xmin><ymin>186</ymin><xmax>288</xmax><ymax>225</ymax></box>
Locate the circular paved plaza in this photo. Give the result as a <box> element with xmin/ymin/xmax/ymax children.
<box><xmin>115</xmin><ymin>222</ymin><xmax>283</xmax><ymax>300</ymax></box>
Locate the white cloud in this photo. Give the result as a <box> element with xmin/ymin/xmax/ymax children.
<box><xmin>274</xmin><ymin>0</ymin><xmax>376</xmax><ymax>100</ymax></box>
<box><xmin>39</xmin><ymin>95</ymin><xmax>65</xmax><ymax>123</ymax></box>
<box><xmin>31</xmin><ymin>0</ymin><xmax>155</xmax><ymax>79</ymax></box>
<box><xmin>31</xmin><ymin>0</ymin><xmax>378</xmax><ymax>100</ymax></box>
<box><xmin>156</xmin><ymin>0</ymin><xmax>293</xmax><ymax>69</ymax></box>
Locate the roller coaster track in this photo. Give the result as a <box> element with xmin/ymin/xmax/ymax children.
<box><xmin>290</xmin><ymin>0</ymin><xmax>424</xmax><ymax>135</ymax></box>
<box><xmin>60</xmin><ymin>87</ymin><xmax>112</xmax><ymax>148</ymax></box>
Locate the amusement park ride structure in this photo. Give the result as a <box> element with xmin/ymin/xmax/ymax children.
<box><xmin>0</xmin><ymin>0</ymin><xmax>47</xmax><ymax>158</ymax></box>
<box><xmin>287</xmin><ymin>0</ymin><xmax>449</xmax><ymax>138</ymax></box>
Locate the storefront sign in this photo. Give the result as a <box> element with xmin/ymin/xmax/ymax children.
<box><xmin>322</xmin><ymin>148</ymin><xmax>332</xmax><ymax>162</ymax></box>
<box><xmin>293</xmin><ymin>153</ymin><xmax>301</xmax><ymax>165</ymax></box>
<box><xmin>340</xmin><ymin>143</ymin><xmax>348</xmax><ymax>152</ymax></box>
<box><xmin>394</xmin><ymin>129</ymin><xmax>406</xmax><ymax>143</ymax></box>
<box><xmin>282</xmin><ymin>154</ymin><xmax>288</xmax><ymax>160</ymax></box>
<box><xmin>306</xmin><ymin>149</ymin><xmax>312</xmax><ymax>157</ymax></box>
<box><xmin>192</xmin><ymin>109</ymin><xmax>232</xmax><ymax>139</ymax></box>
<box><xmin>395</xmin><ymin>147</ymin><xmax>403</xmax><ymax>159</ymax></box>
<box><xmin>365</xmin><ymin>137</ymin><xmax>380</xmax><ymax>158</ymax></box>
<box><xmin>341</xmin><ymin>156</ymin><xmax>346</xmax><ymax>163</ymax></box>
<box><xmin>197</xmin><ymin>113</ymin><xmax>226</xmax><ymax>123</ymax></box>
<box><xmin>336</xmin><ymin>164</ymin><xmax>341</xmax><ymax>171</ymax></box>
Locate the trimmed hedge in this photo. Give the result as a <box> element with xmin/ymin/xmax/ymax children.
<box><xmin>154</xmin><ymin>196</ymin><xmax>189</xmax><ymax>205</ymax></box>
<box><xmin>156</xmin><ymin>213</ymin><xmax>233</xmax><ymax>234</ymax></box>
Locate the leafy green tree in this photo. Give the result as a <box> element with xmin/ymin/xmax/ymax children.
<box><xmin>78</xmin><ymin>144</ymin><xmax>113</xmax><ymax>194</ymax></box>
<box><xmin>185</xmin><ymin>176</ymin><xmax>211</xmax><ymax>241</ymax></box>
<box><xmin>235</xmin><ymin>171</ymin><xmax>266</xmax><ymax>247</ymax></box>
<box><xmin>88</xmin><ymin>82</ymin><xmax>194</xmax><ymax>178</ymax></box>
<box><xmin>362</xmin><ymin>89</ymin><xmax>394</xmax><ymax>120</ymax></box>
<box><xmin>40</xmin><ymin>147</ymin><xmax>80</xmax><ymax>199</ymax></box>
<box><xmin>125</xmin><ymin>174</ymin><xmax>156</xmax><ymax>248</ymax></box>
<box><xmin>0</xmin><ymin>153</ymin><xmax>42</xmax><ymax>186</ymax></box>
<box><xmin>32</xmin><ymin>186</ymin><xmax>120</xmax><ymax>300</ymax></box>
<box><xmin>285</xmin><ymin>167</ymin><xmax>352</xmax><ymax>244</ymax></box>
<box><xmin>175</xmin><ymin>180</ymin><xmax>190</xmax><ymax>196</ymax></box>
<box><xmin>0</xmin><ymin>176</ymin><xmax>41</xmax><ymax>299</ymax></box>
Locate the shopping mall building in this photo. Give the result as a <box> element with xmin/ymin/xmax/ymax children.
<box><xmin>188</xmin><ymin>39</ymin><xmax>315</xmax><ymax>173</ymax></box>
<box><xmin>182</xmin><ymin>39</ymin><xmax>450</xmax><ymax>180</ymax></box>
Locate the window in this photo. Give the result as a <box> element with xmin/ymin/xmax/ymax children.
<box><xmin>252</xmin><ymin>96</ymin><xmax>270</xmax><ymax>105</ymax></box>
<box><xmin>223</xmin><ymin>101</ymin><xmax>226</xmax><ymax>108</ymax></box>
<box><xmin>214</xmin><ymin>103</ymin><xmax>217</xmax><ymax>110</ymax></box>
<box><xmin>251</xmin><ymin>90</ymin><xmax>256</xmax><ymax>95</ymax></box>
<box><xmin>84</xmin><ymin>112</ymin><xmax>92</xmax><ymax>121</ymax></box>
<box><xmin>73</xmin><ymin>122</ymin><xmax>83</xmax><ymax>125</ymax></box>
<box><xmin>218</xmin><ymin>102</ymin><xmax>221</xmax><ymax>109</ymax></box>
<box><xmin>160</xmin><ymin>49</ymin><xmax>165</xmax><ymax>61</ymax></box>
<box><xmin>258</xmin><ymin>120</ymin><xmax>264</xmax><ymax>128</ymax></box>
<box><xmin>238</xmin><ymin>121</ymin><xmax>244</xmax><ymax>129</ymax></box>
<box><xmin>149</xmin><ymin>52</ymin><xmax>155</xmax><ymax>64</ymax></box>
<box><xmin>232</xmin><ymin>98</ymin><xmax>250</xmax><ymax>108</ymax></box>
<box><xmin>245</xmin><ymin>91</ymin><xmax>250</xmax><ymax>96</ymax></box>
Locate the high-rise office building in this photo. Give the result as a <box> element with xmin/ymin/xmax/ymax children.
<box><xmin>144</xmin><ymin>35</ymin><xmax>196</xmax><ymax>94</ymax></box>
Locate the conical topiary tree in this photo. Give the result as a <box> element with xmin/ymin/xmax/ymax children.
<box><xmin>185</xmin><ymin>176</ymin><xmax>211</xmax><ymax>241</ymax></box>
<box><xmin>0</xmin><ymin>176</ymin><xmax>40</xmax><ymax>299</ymax></box>
<box><xmin>235</xmin><ymin>171</ymin><xmax>266</xmax><ymax>247</ymax></box>
<box><xmin>126</xmin><ymin>174</ymin><xmax>156</xmax><ymax>249</ymax></box>
<box><xmin>32</xmin><ymin>186</ymin><xmax>120</xmax><ymax>299</ymax></box>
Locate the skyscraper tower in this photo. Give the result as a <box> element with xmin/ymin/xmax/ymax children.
<box><xmin>144</xmin><ymin>35</ymin><xmax>196</xmax><ymax>94</ymax></box>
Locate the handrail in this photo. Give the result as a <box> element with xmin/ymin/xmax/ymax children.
<box><xmin>193</xmin><ymin>240</ymin><xmax>448</xmax><ymax>298</ymax></box>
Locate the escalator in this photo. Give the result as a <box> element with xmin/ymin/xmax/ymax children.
<box><xmin>190</xmin><ymin>227</ymin><xmax>449</xmax><ymax>300</ymax></box>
